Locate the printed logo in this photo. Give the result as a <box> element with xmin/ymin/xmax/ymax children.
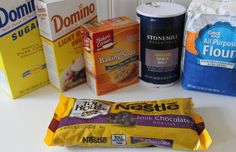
<box><xmin>22</xmin><ymin>64</ymin><xmax>47</xmax><ymax>78</ymax></box>
<box><xmin>146</xmin><ymin>34</ymin><xmax>179</xmax><ymax>47</ymax></box>
<box><xmin>0</xmin><ymin>0</ymin><xmax>36</xmax><ymax>37</ymax></box>
<box><xmin>147</xmin><ymin>34</ymin><xmax>178</xmax><ymax>41</ymax></box>
<box><xmin>70</xmin><ymin>99</ymin><xmax>110</xmax><ymax>119</ymax></box>
<box><xmin>81</xmin><ymin>28</ymin><xmax>92</xmax><ymax>50</ymax></box>
<box><xmin>93</xmin><ymin>30</ymin><xmax>114</xmax><ymax>51</ymax></box>
<box><xmin>36</xmin><ymin>4</ymin><xmax>47</xmax><ymax>20</ymax></box>
<box><xmin>51</xmin><ymin>3</ymin><xmax>95</xmax><ymax>33</ymax></box>
<box><xmin>115</xmin><ymin>102</ymin><xmax>179</xmax><ymax>112</ymax></box>
<box><xmin>83</xmin><ymin>136</ymin><xmax>107</xmax><ymax>144</ymax></box>
<box><xmin>195</xmin><ymin>22</ymin><xmax>236</xmax><ymax>69</ymax></box>
<box><xmin>0</xmin><ymin>0</ymin><xmax>35</xmax><ymax>28</ymax></box>
<box><xmin>131</xmin><ymin>137</ymin><xmax>173</xmax><ymax>148</ymax></box>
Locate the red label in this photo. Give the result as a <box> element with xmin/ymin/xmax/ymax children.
<box><xmin>93</xmin><ymin>30</ymin><xmax>114</xmax><ymax>52</ymax></box>
<box><xmin>81</xmin><ymin>28</ymin><xmax>91</xmax><ymax>51</ymax></box>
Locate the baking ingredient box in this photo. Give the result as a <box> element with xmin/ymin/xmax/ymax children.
<box><xmin>0</xmin><ymin>0</ymin><xmax>49</xmax><ymax>99</ymax></box>
<box><xmin>81</xmin><ymin>17</ymin><xmax>139</xmax><ymax>95</ymax></box>
<box><xmin>35</xmin><ymin>0</ymin><xmax>97</xmax><ymax>91</ymax></box>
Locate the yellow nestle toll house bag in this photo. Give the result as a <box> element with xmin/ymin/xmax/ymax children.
<box><xmin>45</xmin><ymin>95</ymin><xmax>212</xmax><ymax>150</ymax></box>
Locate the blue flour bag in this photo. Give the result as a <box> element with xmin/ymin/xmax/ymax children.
<box><xmin>183</xmin><ymin>0</ymin><xmax>236</xmax><ymax>96</ymax></box>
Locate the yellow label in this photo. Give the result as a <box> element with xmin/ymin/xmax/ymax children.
<box><xmin>44</xmin><ymin>95</ymin><xmax>212</xmax><ymax>150</ymax></box>
<box><xmin>0</xmin><ymin>17</ymin><xmax>48</xmax><ymax>98</ymax></box>
<box><xmin>36</xmin><ymin>0</ymin><xmax>98</xmax><ymax>92</ymax></box>
<box><xmin>41</xmin><ymin>17</ymin><xmax>97</xmax><ymax>91</ymax></box>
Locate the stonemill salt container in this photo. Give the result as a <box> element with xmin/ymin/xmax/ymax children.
<box><xmin>137</xmin><ymin>2</ymin><xmax>185</xmax><ymax>87</ymax></box>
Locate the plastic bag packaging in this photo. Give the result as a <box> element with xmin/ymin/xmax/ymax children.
<box><xmin>44</xmin><ymin>94</ymin><xmax>212</xmax><ymax>150</ymax></box>
<box><xmin>183</xmin><ymin>0</ymin><xmax>236</xmax><ymax>96</ymax></box>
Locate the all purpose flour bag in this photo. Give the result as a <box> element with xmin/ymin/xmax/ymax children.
<box><xmin>183</xmin><ymin>0</ymin><xmax>236</xmax><ymax>96</ymax></box>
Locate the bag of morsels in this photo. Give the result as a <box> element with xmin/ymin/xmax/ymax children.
<box><xmin>44</xmin><ymin>94</ymin><xmax>212</xmax><ymax>150</ymax></box>
<box><xmin>183</xmin><ymin>0</ymin><xmax>236</xmax><ymax>96</ymax></box>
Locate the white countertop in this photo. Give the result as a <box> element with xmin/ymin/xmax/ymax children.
<box><xmin>0</xmin><ymin>83</ymin><xmax>236</xmax><ymax>152</ymax></box>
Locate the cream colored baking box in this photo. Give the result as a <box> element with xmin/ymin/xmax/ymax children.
<box><xmin>0</xmin><ymin>0</ymin><xmax>49</xmax><ymax>99</ymax></box>
<box><xmin>35</xmin><ymin>0</ymin><xmax>97</xmax><ymax>91</ymax></box>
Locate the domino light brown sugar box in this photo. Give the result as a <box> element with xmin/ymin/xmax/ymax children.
<box><xmin>35</xmin><ymin>0</ymin><xmax>97</xmax><ymax>91</ymax></box>
<box><xmin>81</xmin><ymin>17</ymin><xmax>139</xmax><ymax>95</ymax></box>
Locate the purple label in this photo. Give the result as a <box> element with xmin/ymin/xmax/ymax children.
<box><xmin>196</xmin><ymin>122</ymin><xmax>205</xmax><ymax>135</ymax></box>
<box><xmin>135</xmin><ymin>115</ymin><xmax>196</xmax><ymax>130</ymax></box>
<box><xmin>58</xmin><ymin>113</ymin><xmax>199</xmax><ymax>132</ymax></box>
<box><xmin>131</xmin><ymin>137</ymin><xmax>173</xmax><ymax>148</ymax></box>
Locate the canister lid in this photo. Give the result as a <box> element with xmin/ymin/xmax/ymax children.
<box><xmin>137</xmin><ymin>2</ymin><xmax>186</xmax><ymax>18</ymax></box>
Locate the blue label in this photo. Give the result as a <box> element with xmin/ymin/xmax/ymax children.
<box><xmin>195</xmin><ymin>22</ymin><xmax>236</xmax><ymax>68</ymax></box>
<box><xmin>0</xmin><ymin>0</ymin><xmax>35</xmax><ymax>37</ymax></box>
<box><xmin>183</xmin><ymin>21</ymin><xmax>236</xmax><ymax>97</ymax></box>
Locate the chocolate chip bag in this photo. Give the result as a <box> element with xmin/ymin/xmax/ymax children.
<box><xmin>44</xmin><ymin>94</ymin><xmax>212</xmax><ymax>150</ymax></box>
<box><xmin>183</xmin><ymin>0</ymin><xmax>236</xmax><ymax>96</ymax></box>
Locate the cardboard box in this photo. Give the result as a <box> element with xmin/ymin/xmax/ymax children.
<box><xmin>35</xmin><ymin>0</ymin><xmax>97</xmax><ymax>91</ymax></box>
<box><xmin>0</xmin><ymin>0</ymin><xmax>49</xmax><ymax>99</ymax></box>
<box><xmin>81</xmin><ymin>17</ymin><xmax>139</xmax><ymax>95</ymax></box>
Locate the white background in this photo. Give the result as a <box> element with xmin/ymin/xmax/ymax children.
<box><xmin>95</xmin><ymin>0</ymin><xmax>192</xmax><ymax>20</ymax></box>
<box><xmin>1</xmin><ymin>83</ymin><xmax>236</xmax><ymax>152</ymax></box>
<box><xmin>1</xmin><ymin>0</ymin><xmax>236</xmax><ymax>152</ymax></box>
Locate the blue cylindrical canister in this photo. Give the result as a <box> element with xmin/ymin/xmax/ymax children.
<box><xmin>137</xmin><ymin>2</ymin><xmax>186</xmax><ymax>87</ymax></box>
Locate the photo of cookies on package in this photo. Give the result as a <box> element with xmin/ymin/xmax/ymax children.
<box><xmin>60</xmin><ymin>57</ymin><xmax>86</xmax><ymax>91</ymax></box>
<box><xmin>109</xmin><ymin>62</ymin><xmax>138</xmax><ymax>84</ymax></box>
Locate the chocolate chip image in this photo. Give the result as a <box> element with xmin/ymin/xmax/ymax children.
<box><xmin>129</xmin><ymin>118</ymin><xmax>136</xmax><ymax>126</ymax></box>
<box><xmin>109</xmin><ymin>62</ymin><xmax>138</xmax><ymax>84</ymax></box>
<box><xmin>115</xmin><ymin>115</ymin><xmax>122</xmax><ymax>120</ymax></box>
<box><xmin>106</xmin><ymin>116</ymin><xmax>119</xmax><ymax>123</ymax></box>
<box><xmin>106</xmin><ymin>112</ymin><xmax>136</xmax><ymax>126</ymax></box>
<box><xmin>72</xmin><ymin>71</ymin><xmax>80</xmax><ymax>82</ymax></box>
<box><xmin>124</xmin><ymin>120</ymin><xmax>133</xmax><ymax>126</ymax></box>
